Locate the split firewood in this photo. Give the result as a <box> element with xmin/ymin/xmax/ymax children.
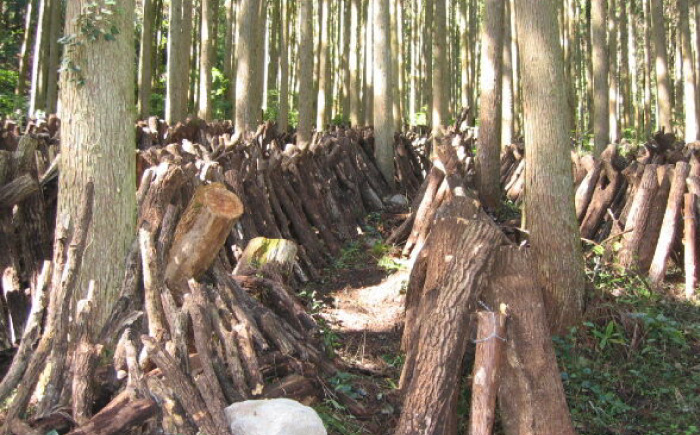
<box><xmin>164</xmin><ymin>182</ymin><xmax>244</xmax><ymax>303</ymax></box>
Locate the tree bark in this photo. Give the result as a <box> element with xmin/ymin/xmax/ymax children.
<box><xmin>137</xmin><ymin>0</ymin><xmax>154</xmax><ymax>118</ymax></box>
<box><xmin>476</xmin><ymin>0</ymin><xmax>505</xmax><ymax>209</ymax></box>
<box><xmin>197</xmin><ymin>0</ymin><xmax>214</xmax><ymax>120</ymax></box>
<box><xmin>678</xmin><ymin>0</ymin><xmax>698</xmax><ymax>142</ymax></box>
<box><xmin>373</xmin><ymin>0</ymin><xmax>395</xmax><ymax>189</ymax></box>
<box><xmin>297</xmin><ymin>0</ymin><xmax>314</xmax><ymax>146</ymax></box>
<box><xmin>235</xmin><ymin>0</ymin><xmax>256</xmax><ymax>132</ymax></box>
<box><xmin>651</xmin><ymin>0</ymin><xmax>673</xmax><ymax>132</ymax></box>
<box><xmin>591</xmin><ymin>0</ymin><xmax>610</xmax><ymax>154</ymax></box>
<box><xmin>515</xmin><ymin>0</ymin><xmax>587</xmax><ymax>332</ymax></box>
<box><xmin>432</xmin><ymin>0</ymin><xmax>448</xmax><ymax>130</ymax></box>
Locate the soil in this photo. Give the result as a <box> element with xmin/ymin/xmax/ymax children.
<box><xmin>300</xmin><ymin>217</ymin><xmax>409</xmax><ymax>434</ymax></box>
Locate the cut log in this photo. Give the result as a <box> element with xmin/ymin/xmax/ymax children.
<box><xmin>396</xmin><ymin>198</ymin><xmax>502</xmax><ymax>435</ymax></box>
<box><xmin>619</xmin><ymin>164</ymin><xmax>659</xmax><ymax>270</ymax></box>
<box><xmin>165</xmin><ymin>182</ymin><xmax>244</xmax><ymax>302</ymax></box>
<box><xmin>233</xmin><ymin>237</ymin><xmax>298</xmax><ymax>284</ymax></box>
<box><xmin>638</xmin><ymin>165</ymin><xmax>672</xmax><ymax>271</ymax></box>
<box><xmin>649</xmin><ymin>162</ymin><xmax>690</xmax><ymax>285</ymax></box>
<box><xmin>0</xmin><ymin>174</ymin><xmax>39</xmax><ymax>208</ymax></box>
<box><xmin>66</xmin><ymin>390</ymin><xmax>158</xmax><ymax>435</ymax></box>
<box><xmin>468</xmin><ymin>310</ymin><xmax>507</xmax><ymax>435</ymax></box>
<box><xmin>482</xmin><ymin>247</ymin><xmax>576</xmax><ymax>435</ymax></box>
<box><xmin>575</xmin><ymin>160</ymin><xmax>602</xmax><ymax>221</ymax></box>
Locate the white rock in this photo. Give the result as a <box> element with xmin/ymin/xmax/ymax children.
<box><xmin>386</xmin><ymin>194</ymin><xmax>409</xmax><ymax>207</ymax></box>
<box><xmin>224</xmin><ymin>398</ymin><xmax>327</xmax><ymax>435</ymax></box>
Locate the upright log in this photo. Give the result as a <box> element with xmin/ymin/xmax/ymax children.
<box><xmin>684</xmin><ymin>192</ymin><xmax>697</xmax><ymax>298</ymax></box>
<box><xmin>649</xmin><ymin>162</ymin><xmax>690</xmax><ymax>285</ymax></box>
<box><xmin>396</xmin><ymin>197</ymin><xmax>502</xmax><ymax>435</ymax></box>
<box><xmin>469</xmin><ymin>310</ymin><xmax>507</xmax><ymax>435</ymax></box>
<box><xmin>482</xmin><ymin>247</ymin><xmax>576</xmax><ymax>435</ymax></box>
<box><xmin>619</xmin><ymin>164</ymin><xmax>658</xmax><ymax>269</ymax></box>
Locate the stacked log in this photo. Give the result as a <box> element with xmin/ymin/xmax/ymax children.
<box><xmin>0</xmin><ymin>117</ymin><xmax>422</xmax><ymax>434</ymax></box>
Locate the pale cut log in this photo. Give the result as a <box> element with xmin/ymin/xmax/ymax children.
<box><xmin>619</xmin><ymin>164</ymin><xmax>659</xmax><ymax>269</ymax></box>
<box><xmin>469</xmin><ymin>311</ymin><xmax>507</xmax><ymax>435</ymax></box>
<box><xmin>482</xmin><ymin>247</ymin><xmax>576</xmax><ymax>435</ymax></box>
<box><xmin>684</xmin><ymin>193</ymin><xmax>697</xmax><ymax>298</ymax></box>
<box><xmin>575</xmin><ymin>161</ymin><xmax>602</xmax><ymax>221</ymax></box>
<box><xmin>649</xmin><ymin>162</ymin><xmax>690</xmax><ymax>285</ymax></box>
<box><xmin>165</xmin><ymin>182</ymin><xmax>244</xmax><ymax>303</ymax></box>
<box><xmin>233</xmin><ymin>237</ymin><xmax>298</xmax><ymax>284</ymax></box>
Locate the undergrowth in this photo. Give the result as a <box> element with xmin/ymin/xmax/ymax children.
<box><xmin>554</xmin><ymin>265</ymin><xmax>700</xmax><ymax>434</ymax></box>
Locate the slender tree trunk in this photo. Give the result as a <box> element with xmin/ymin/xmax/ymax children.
<box><xmin>138</xmin><ymin>0</ymin><xmax>154</xmax><ymax>118</ymax></box>
<box><xmin>592</xmin><ymin>0</ymin><xmax>610</xmax><ymax>154</ymax></box>
<box><xmin>297</xmin><ymin>0</ymin><xmax>314</xmax><ymax>145</ymax></box>
<box><xmin>45</xmin><ymin>0</ymin><xmax>62</xmax><ymax>113</ymax></box>
<box><xmin>197</xmin><ymin>0</ymin><xmax>214</xmax><ymax>120</ymax></box>
<box><xmin>373</xmin><ymin>0</ymin><xmax>395</xmax><ymax>189</ymax></box>
<box><xmin>431</xmin><ymin>0</ymin><xmax>447</xmax><ymax>131</ymax></box>
<box><xmin>644</xmin><ymin>0</ymin><xmax>653</xmax><ymax>136</ymax></box>
<box><xmin>424</xmin><ymin>0</ymin><xmax>433</xmax><ymax>126</ymax></box>
<box><xmin>363</xmin><ymin>0</ymin><xmax>374</xmax><ymax>125</ymax></box>
<box><xmin>515</xmin><ymin>0</ymin><xmax>587</xmax><ymax>333</ymax></box>
<box><xmin>58</xmin><ymin>0</ymin><xmax>136</xmax><ymax>333</ymax></box>
<box><xmin>235</xmin><ymin>0</ymin><xmax>256</xmax><ymax>132</ymax></box>
<box><xmin>502</xmin><ymin>0</ymin><xmax>514</xmax><ymax>146</ymax></box>
<box><xmin>476</xmin><ymin>0</ymin><xmax>505</xmax><ymax>210</ymax></box>
<box><xmin>619</xmin><ymin>0</ymin><xmax>630</xmax><ymax>131</ymax></box>
<box><xmin>277</xmin><ymin>0</ymin><xmax>289</xmax><ymax>132</ymax></box>
<box><xmin>679</xmin><ymin>0</ymin><xmax>698</xmax><ymax>142</ymax></box>
<box><xmin>165</xmin><ymin>0</ymin><xmax>190</xmax><ymax>123</ymax></box>
<box><xmin>349</xmin><ymin>0</ymin><xmax>361</xmax><ymax>125</ymax></box>
<box><xmin>608</xmin><ymin>0</ymin><xmax>619</xmax><ymax>142</ymax></box>
<box><xmin>316</xmin><ymin>0</ymin><xmax>331</xmax><ymax>130</ymax></box>
<box><xmin>651</xmin><ymin>0</ymin><xmax>673</xmax><ymax>132</ymax></box>
<box><xmin>29</xmin><ymin>0</ymin><xmax>49</xmax><ymax>116</ymax></box>
<box><xmin>510</xmin><ymin>0</ymin><xmax>520</xmax><ymax>136</ymax></box>
<box><xmin>15</xmin><ymin>0</ymin><xmax>35</xmax><ymax>97</ymax></box>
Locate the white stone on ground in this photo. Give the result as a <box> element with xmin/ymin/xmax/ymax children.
<box><xmin>224</xmin><ymin>398</ymin><xmax>327</xmax><ymax>435</ymax></box>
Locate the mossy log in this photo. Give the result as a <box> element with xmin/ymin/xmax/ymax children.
<box><xmin>233</xmin><ymin>237</ymin><xmax>298</xmax><ymax>283</ymax></box>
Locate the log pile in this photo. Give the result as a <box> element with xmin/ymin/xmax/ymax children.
<box><xmin>0</xmin><ymin>117</ymin><xmax>423</xmax><ymax>434</ymax></box>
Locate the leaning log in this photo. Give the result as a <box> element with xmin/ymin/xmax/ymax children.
<box><xmin>396</xmin><ymin>197</ymin><xmax>502</xmax><ymax>435</ymax></box>
<box><xmin>164</xmin><ymin>182</ymin><xmax>244</xmax><ymax>302</ymax></box>
<box><xmin>684</xmin><ymin>192</ymin><xmax>697</xmax><ymax>298</ymax></box>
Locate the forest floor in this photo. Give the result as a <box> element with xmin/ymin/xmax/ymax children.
<box><xmin>301</xmin><ymin>213</ymin><xmax>700</xmax><ymax>435</ymax></box>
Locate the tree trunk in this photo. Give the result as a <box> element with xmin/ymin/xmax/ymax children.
<box><xmin>297</xmin><ymin>0</ymin><xmax>314</xmax><ymax>146</ymax></box>
<box><xmin>432</xmin><ymin>0</ymin><xmax>448</xmax><ymax>130</ymax></box>
<box><xmin>349</xmin><ymin>0</ymin><xmax>361</xmax><ymax>125</ymax></box>
<box><xmin>679</xmin><ymin>0</ymin><xmax>698</xmax><ymax>142</ymax></box>
<box><xmin>684</xmin><ymin>192</ymin><xmax>697</xmax><ymax>298</ymax></box>
<box><xmin>44</xmin><ymin>0</ymin><xmax>62</xmax><ymax>113</ymax></box>
<box><xmin>197</xmin><ymin>0</ymin><xmax>214</xmax><ymax>120</ymax></box>
<box><xmin>501</xmin><ymin>0</ymin><xmax>514</xmax><ymax>146</ymax></box>
<box><xmin>363</xmin><ymin>0</ymin><xmax>374</xmax><ymax>125</ymax></box>
<box><xmin>373</xmin><ymin>0</ymin><xmax>395</xmax><ymax>189</ymax></box>
<box><xmin>608</xmin><ymin>0</ymin><xmax>619</xmax><ymax>143</ymax></box>
<box><xmin>28</xmin><ymin>0</ymin><xmax>49</xmax><ymax>116</ymax></box>
<box><xmin>277</xmin><ymin>0</ymin><xmax>289</xmax><ymax>132</ymax></box>
<box><xmin>514</xmin><ymin>0</ymin><xmax>587</xmax><ymax>332</ymax></box>
<box><xmin>15</xmin><ymin>0</ymin><xmax>35</xmax><ymax>97</ymax></box>
<box><xmin>476</xmin><ymin>0</ymin><xmax>505</xmax><ymax>209</ymax></box>
<box><xmin>58</xmin><ymin>0</ymin><xmax>136</xmax><ymax>334</ymax></box>
<box><xmin>316</xmin><ymin>0</ymin><xmax>331</xmax><ymax>130</ymax></box>
<box><xmin>651</xmin><ymin>0</ymin><xmax>673</xmax><ymax>132</ymax></box>
<box><xmin>235</xmin><ymin>0</ymin><xmax>256</xmax><ymax>132</ymax></box>
<box><xmin>165</xmin><ymin>0</ymin><xmax>191</xmax><ymax>123</ymax></box>
<box><xmin>138</xmin><ymin>0</ymin><xmax>154</xmax><ymax>118</ymax></box>
<box><xmin>591</xmin><ymin>0</ymin><xmax>610</xmax><ymax>154</ymax></box>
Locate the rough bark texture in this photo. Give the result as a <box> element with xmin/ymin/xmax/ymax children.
<box><xmin>235</xmin><ymin>0</ymin><xmax>256</xmax><ymax>133</ymax></box>
<box><xmin>514</xmin><ymin>0</ymin><xmax>587</xmax><ymax>332</ymax></box>
<box><xmin>591</xmin><ymin>0</ymin><xmax>610</xmax><ymax>154</ymax></box>
<box><xmin>396</xmin><ymin>198</ymin><xmax>502</xmax><ymax>435</ymax></box>
<box><xmin>651</xmin><ymin>0</ymin><xmax>673</xmax><ymax>132</ymax></box>
<box><xmin>678</xmin><ymin>0</ymin><xmax>698</xmax><ymax>142</ymax></box>
<box><xmin>373</xmin><ymin>0</ymin><xmax>395</xmax><ymax>188</ymax></box>
<box><xmin>297</xmin><ymin>0</ymin><xmax>314</xmax><ymax>146</ymax></box>
<box><xmin>482</xmin><ymin>247</ymin><xmax>576</xmax><ymax>435</ymax></box>
<box><xmin>57</xmin><ymin>0</ymin><xmax>136</xmax><ymax>333</ymax></box>
<box><xmin>476</xmin><ymin>0</ymin><xmax>505</xmax><ymax>209</ymax></box>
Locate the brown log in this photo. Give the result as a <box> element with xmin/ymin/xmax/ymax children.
<box><xmin>0</xmin><ymin>174</ymin><xmax>39</xmax><ymax>208</ymax></box>
<box><xmin>139</xmin><ymin>228</ymin><xmax>169</xmax><ymax>340</ymax></box>
<box><xmin>635</xmin><ymin>166</ymin><xmax>671</xmax><ymax>271</ymax></box>
<box><xmin>580</xmin><ymin>145</ymin><xmax>624</xmax><ymax>239</ymax></box>
<box><xmin>396</xmin><ymin>199</ymin><xmax>502</xmax><ymax>435</ymax></box>
<box><xmin>165</xmin><ymin>182</ymin><xmax>244</xmax><ymax>302</ymax></box>
<box><xmin>482</xmin><ymin>247</ymin><xmax>576</xmax><ymax>435</ymax></box>
<box><xmin>66</xmin><ymin>390</ymin><xmax>158</xmax><ymax>435</ymax></box>
<box><xmin>141</xmin><ymin>336</ymin><xmax>228</xmax><ymax>435</ymax></box>
<box><xmin>263</xmin><ymin>374</ymin><xmax>319</xmax><ymax>401</ymax></box>
<box><xmin>649</xmin><ymin>162</ymin><xmax>691</xmax><ymax>285</ymax></box>
<box><xmin>402</xmin><ymin>167</ymin><xmax>445</xmax><ymax>255</ymax></box>
<box><xmin>469</xmin><ymin>311</ymin><xmax>507</xmax><ymax>435</ymax></box>
<box><xmin>619</xmin><ymin>164</ymin><xmax>659</xmax><ymax>269</ymax></box>
<box><xmin>684</xmin><ymin>193</ymin><xmax>697</xmax><ymax>298</ymax></box>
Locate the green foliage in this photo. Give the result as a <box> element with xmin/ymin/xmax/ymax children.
<box><xmin>211</xmin><ymin>67</ymin><xmax>232</xmax><ymax>119</ymax></box>
<box><xmin>0</xmin><ymin>69</ymin><xmax>25</xmax><ymax>118</ymax></box>
<box><xmin>411</xmin><ymin>106</ymin><xmax>428</xmax><ymax>126</ymax></box>
<box><xmin>313</xmin><ymin>402</ymin><xmax>365</xmax><ymax>435</ymax></box>
<box><xmin>555</xmin><ymin>267</ymin><xmax>700</xmax><ymax>434</ymax></box>
<box><xmin>333</xmin><ymin>241</ymin><xmax>364</xmax><ymax>269</ymax></box>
